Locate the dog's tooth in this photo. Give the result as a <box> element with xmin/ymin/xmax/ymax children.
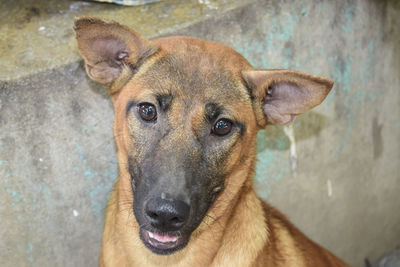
<box><xmin>150</xmin><ymin>232</ymin><xmax>178</xmax><ymax>243</ymax></box>
<box><xmin>148</xmin><ymin>231</ymin><xmax>154</xmax><ymax>238</ymax></box>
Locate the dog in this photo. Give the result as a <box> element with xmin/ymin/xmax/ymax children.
<box><xmin>74</xmin><ymin>17</ymin><xmax>348</xmax><ymax>267</ymax></box>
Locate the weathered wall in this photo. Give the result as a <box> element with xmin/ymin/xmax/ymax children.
<box><xmin>0</xmin><ymin>0</ymin><xmax>399</xmax><ymax>266</ymax></box>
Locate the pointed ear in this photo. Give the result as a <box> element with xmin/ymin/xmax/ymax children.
<box><xmin>74</xmin><ymin>17</ymin><xmax>157</xmax><ymax>92</ymax></box>
<box><xmin>242</xmin><ymin>70</ymin><xmax>333</xmax><ymax>126</ymax></box>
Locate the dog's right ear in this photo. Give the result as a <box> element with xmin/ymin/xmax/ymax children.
<box><xmin>74</xmin><ymin>17</ymin><xmax>157</xmax><ymax>93</ymax></box>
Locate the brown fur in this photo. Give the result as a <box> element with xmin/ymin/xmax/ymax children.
<box><xmin>74</xmin><ymin>17</ymin><xmax>348</xmax><ymax>267</ymax></box>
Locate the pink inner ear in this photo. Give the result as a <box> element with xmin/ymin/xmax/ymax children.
<box><xmin>91</xmin><ymin>37</ymin><xmax>128</xmax><ymax>66</ymax></box>
<box><xmin>75</xmin><ymin>18</ymin><xmax>159</xmax><ymax>87</ymax></box>
<box><xmin>242</xmin><ymin>69</ymin><xmax>333</xmax><ymax>126</ymax></box>
<box><xmin>83</xmin><ymin>37</ymin><xmax>130</xmax><ymax>84</ymax></box>
<box><xmin>88</xmin><ymin>62</ymin><xmax>121</xmax><ymax>84</ymax></box>
<box><xmin>263</xmin><ymin>104</ymin><xmax>294</xmax><ymax>125</ymax></box>
<box><xmin>263</xmin><ymin>82</ymin><xmax>308</xmax><ymax>125</ymax></box>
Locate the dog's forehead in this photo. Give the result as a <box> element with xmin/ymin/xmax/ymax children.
<box><xmin>134</xmin><ymin>37</ymin><xmax>253</xmax><ymax>110</ymax></box>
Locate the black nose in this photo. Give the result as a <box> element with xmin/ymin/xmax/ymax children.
<box><xmin>145</xmin><ymin>197</ymin><xmax>190</xmax><ymax>231</ymax></box>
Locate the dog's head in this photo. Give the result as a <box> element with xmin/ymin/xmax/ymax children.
<box><xmin>75</xmin><ymin>18</ymin><xmax>333</xmax><ymax>255</ymax></box>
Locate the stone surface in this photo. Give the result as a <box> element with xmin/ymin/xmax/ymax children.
<box><xmin>0</xmin><ymin>0</ymin><xmax>246</xmax><ymax>81</ymax></box>
<box><xmin>0</xmin><ymin>0</ymin><xmax>399</xmax><ymax>266</ymax></box>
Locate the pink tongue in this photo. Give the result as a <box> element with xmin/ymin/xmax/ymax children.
<box><xmin>152</xmin><ymin>232</ymin><xmax>177</xmax><ymax>243</ymax></box>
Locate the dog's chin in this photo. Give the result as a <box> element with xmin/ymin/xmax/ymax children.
<box><xmin>139</xmin><ymin>228</ymin><xmax>190</xmax><ymax>255</ymax></box>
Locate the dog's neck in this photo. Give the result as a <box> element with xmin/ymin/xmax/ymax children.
<box><xmin>100</xmin><ymin>150</ymin><xmax>267</xmax><ymax>266</ymax></box>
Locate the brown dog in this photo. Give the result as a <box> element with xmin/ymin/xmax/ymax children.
<box><xmin>74</xmin><ymin>17</ymin><xmax>348</xmax><ymax>267</ymax></box>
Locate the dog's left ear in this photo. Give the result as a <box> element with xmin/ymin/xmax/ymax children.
<box><xmin>242</xmin><ymin>70</ymin><xmax>333</xmax><ymax>127</ymax></box>
<box><xmin>74</xmin><ymin>17</ymin><xmax>157</xmax><ymax>93</ymax></box>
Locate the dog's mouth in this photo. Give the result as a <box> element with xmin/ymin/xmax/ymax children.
<box><xmin>140</xmin><ymin>228</ymin><xmax>189</xmax><ymax>255</ymax></box>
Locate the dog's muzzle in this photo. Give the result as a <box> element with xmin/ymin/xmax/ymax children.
<box><xmin>139</xmin><ymin>197</ymin><xmax>191</xmax><ymax>254</ymax></box>
<box><xmin>145</xmin><ymin>197</ymin><xmax>190</xmax><ymax>232</ymax></box>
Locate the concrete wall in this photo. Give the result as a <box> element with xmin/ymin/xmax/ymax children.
<box><xmin>0</xmin><ymin>0</ymin><xmax>399</xmax><ymax>266</ymax></box>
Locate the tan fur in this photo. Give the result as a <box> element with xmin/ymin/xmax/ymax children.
<box><xmin>74</xmin><ymin>17</ymin><xmax>348</xmax><ymax>267</ymax></box>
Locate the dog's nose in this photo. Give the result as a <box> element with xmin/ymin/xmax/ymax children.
<box><xmin>145</xmin><ymin>197</ymin><xmax>190</xmax><ymax>231</ymax></box>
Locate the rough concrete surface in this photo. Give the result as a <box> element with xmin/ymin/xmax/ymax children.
<box><xmin>0</xmin><ymin>0</ymin><xmax>246</xmax><ymax>81</ymax></box>
<box><xmin>0</xmin><ymin>0</ymin><xmax>399</xmax><ymax>266</ymax></box>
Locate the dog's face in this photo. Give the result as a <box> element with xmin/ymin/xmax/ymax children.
<box><xmin>115</xmin><ymin>40</ymin><xmax>257</xmax><ymax>254</ymax></box>
<box><xmin>75</xmin><ymin>18</ymin><xmax>333</xmax><ymax>255</ymax></box>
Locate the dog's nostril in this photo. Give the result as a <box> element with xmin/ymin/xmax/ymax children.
<box><xmin>149</xmin><ymin>212</ymin><xmax>158</xmax><ymax>219</ymax></box>
<box><xmin>171</xmin><ymin>217</ymin><xmax>182</xmax><ymax>224</ymax></box>
<box><xmin>145</xmin><ymin>198</ymin><xmax>190</xmax><ymax>231</ymax></box>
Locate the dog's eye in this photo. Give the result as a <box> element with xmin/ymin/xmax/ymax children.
<box><xmin>138</xmin><ymin>103</ymin><xmax>157</xmax><ymax>121</ymax></box>
<box><xmin>213</xmin><ymin>119</ymin><xmax>232</xmax><ymax>136</ymax></box>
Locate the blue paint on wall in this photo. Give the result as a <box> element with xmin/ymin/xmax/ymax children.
<box><xmin>26</xmin><ymin>242</ymin><xmax>34</xmax><ymax>263</ymax></box>
<box><xmin>82</xmin><ymin>124</ymin><xmax>89</xmax><ymax>133</ymax></box>
<box><xmin>84</xmin><ymin>169</ymin><xmax>95</xmax><ymax>180</ymax></box>
<box><xmin>228</xmin><ymin>2</ymin><xmax>382</xmax><ymax>197</ymax></box>
<box><xmin>301</xmin><ymin>8</ymin><xmax>307</xmax><ymax>17</ymax></box>
<box><xmin>86</xmin><ymin>166</ymin><xmax>117</xmax><ymax>220</ymax></box>
<box><xmin>254</xmin><ymin>130</ymin><xmax>290</xmax><ymax>198</ymax></box>
<box><xmin>74</xmin><ymin>141</ymin><xmax>117</xmax><ymax>220</ymax></box>
<box><xmin>360</xmin><ymin>40</ymin><xmax>376</xmax><ymax>84</ymax></box>
<box><xmin>232</xmin><ymin>38</ymin><xmax>269</xmax><ymax>69</ymax></box>
<box><xmin>342</xmin><ymin>5</ymin><xmax>357</xmax><ymax>33</ymax></box>
<box><xmin>6</xmin><ymin>188</ymin><xmax>21</xmax><ymax>198</ymax></box>
<box><xmin>396</xmin><ymin>122</ymin><xmax>400</xmax><ymax>132</ymax></box>
<box><xmin>368</xmin><ymin>92</ymin><xmax>375</xmax><ymax>101</ymax></box>
<box><xmin>233</xmin><ymin>11</ymin><xmax>296</xmax><ymax>70</ymax></box>
<box><xmin>38</xmin><ymin>181</ymin><xmax>52</xmax><ymax>196</ymax></box>
<box><xmin>79</xmin><ymin>153</ymin><xmax>87</xmax><ymax>165</ymax></box>
<box><xmin>329</xmin><ymin>54</ymin><xmax>353</xmax><ymax>92</ymax></box>
<box><xmin>231</xmin><ymin>8</ymin><xmax>301</xmax><ymax>197</ymax></box>
<box><xmin>6</xmin><ymin>188</ymin><xmax>28</xmax><ymax>206</ymax></box>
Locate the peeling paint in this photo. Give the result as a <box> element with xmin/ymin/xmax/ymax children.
<box><xmin>26</xmin><ymin>242</ymin><xmax>33</xmax><ymax>263</ymax></box>
<box><xmin>86</xmin><ymin>166</ymin><xmax>117</xmax><ymax>219</ymax></box>
<box><xmin>360</xmin><ymin>40</ymin><xmax>376</xmax><ymax>84</ymax></box>
<box><xmin>84</xmin><ymin>169</ymin><xmax>95</xmax><ymax>180</ymax></box>
<box><xmin>301</xmin><ymin>8</ymin><xmax>307</xmax><ymax>17</ymax></box>
<box><xmin>283</xmin><ymin>124</ymin><xmax>297</xmax><ymax>177</ymax></box>
<box><xmin>341</xmin><ymin>5</ymin><xmax>357</xmax><ymax>33</ymax></box>
<box><xmin>6</xmin><ymin>188</ymin><xmax>25</xmax><ymax>205</ymax></box>
<box><xmin>38</xmin><ymin>181</ymin><xmax>52</xmax><ymax>196</ymax></box>
<box><xmin>74</xmin><ymin>140</ymin><xmax>118</xmax><ymax>219</ymax></box>
<box><xmin>82</xmin><ymin>124</ymin><xmax>89</xmax><ymax>133</ymax></box>
<box><xmin>79</xmin><ymin>153</ymin><xmax>87</xmax><ymax>165</ymax></box>
<box><xmin>233</xmin><ymin>11</ymin><xmax>295</xmax><ymax>69</ymax></box>
<box><xmin>255</xmin><ymin>130</ymin><xmax>290</xmax><ymax>199</ymax></box>
<box><xmin>327</xmin><ymin>179</ymin><xmax>332</xmax><ymax>197</ymax></box>
<box><xmin>329</xmin><ymin>54</ymin><xmax>353</xmax><ymax>92</ymax></box>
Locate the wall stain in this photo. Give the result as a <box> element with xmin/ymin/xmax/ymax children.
<box><xmin>372</xmin><ymin>117</ymin><xmax>383</xmax><ymax>159</ymax></box>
